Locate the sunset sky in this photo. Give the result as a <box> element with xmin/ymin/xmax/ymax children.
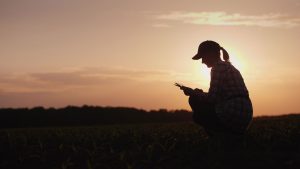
<box><xmin>1</xmin><ymin>0</ymin><xmax>300</xmax><ymax>116</ymax></box>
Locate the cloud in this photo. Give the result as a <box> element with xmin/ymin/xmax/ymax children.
<box><xmin>154</xmin><ymin>11</ymin><xmax>300</xmax><ymax>28</ymax></box>
<box><xmin>0</xmin><ymin>67</ymin><xmax>178</xmax><ymax>93</ymax></box>
<box><xmin>30</xmin><ymin>67</ymin><xmax>174</xmax><ymax>84</ymax></box>
<box><xmin>0</xmin><ymin>67</ymin><xmax>190</xmax><ymax>108</ymax></box>
<box><xmin>152</xmin><ymin>23</ymin><xmax>171</xmax><ymax>28</ymax></box>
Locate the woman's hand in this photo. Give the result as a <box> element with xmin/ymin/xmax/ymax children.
<box><xmin>194</xmin><ymin>88</ymin><xmax>203</xmax><ymax>93</ymax></box>
<box><xmin>174</xmin><ymin>83</ymin><xmax>203</xmax><ymax>96</ymax></box>
<box><xmin>182</xmin><ymin>87</ymin><xmax>203</xmax><ymax>96</ymax></box>
<box><xmin>182</xmin><ymin>86</ymin><xmax>194</xmax><ymax>96</ymax></box>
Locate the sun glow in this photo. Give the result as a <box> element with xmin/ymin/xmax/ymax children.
<box><xmin>226</xmin><ymin>48</ymin><xmax>245</xmax><ymax>73</ymax></box>
<box><xmin>199</xmin><ymin>66</ymin><xmax>211</xmax><ymax>81</ymax></box>
<box><xmin>191</xmin><ymin>62</ymin><xmax>211</xmax><ymax>90</ymax></box>
<box><xmin>191</xmin><ymin>48</ymin><xmax>246</xmax><ymax>90</ymax></box>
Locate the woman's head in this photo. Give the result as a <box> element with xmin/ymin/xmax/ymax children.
<box><xmin>192</xmin><ymin>40</ymin><xmax>230</xmax><ymax>67</ymax></box>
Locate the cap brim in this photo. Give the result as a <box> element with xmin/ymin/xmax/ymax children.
<box><xmin>192</xmin><ymin>54</ymin><xmax>202</xmax><ymax>60</ymax></box>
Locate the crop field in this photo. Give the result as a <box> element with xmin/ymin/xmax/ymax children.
<box><xmin>1</xmin><ymin>115</ymin><xmax>300</xmax><ymax>169</ymax></box>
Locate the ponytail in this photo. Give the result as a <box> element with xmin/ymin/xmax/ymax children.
<box><xmin>220</xmin><ymin>47</ymin><xmax>230</xmax><ymax>62</ymax></box>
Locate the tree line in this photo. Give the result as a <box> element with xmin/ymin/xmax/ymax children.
<box><xmin>0</xmin><ymin>105</ymin><xmax>192</xmax><ymax>128</ymax></box>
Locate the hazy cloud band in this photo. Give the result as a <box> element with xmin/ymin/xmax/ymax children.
<box><xmin>154</xmin><ymin>11</ymin><xmax>300</xmax><ymax>28</ymax></box>
<box><xmin>0</xmin><ymin>67</ymin><xmax>184</xmax><ymax>93</ymax></box>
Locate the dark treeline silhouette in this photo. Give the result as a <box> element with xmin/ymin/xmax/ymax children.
<box><xmin>0</xmin><ymin>105</ymin><xmax>192</xmax><ymax>128</ymax></box>
<box><xmin>1</xmin><ymin>105</ymin><xmax>299</xmax><ymax>128</ymax></box>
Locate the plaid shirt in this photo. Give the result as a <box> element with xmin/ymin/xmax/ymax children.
<box><xmin>201</xmin><ymin>61</ymin><xmax>253</xmax><ymax>132</ymax></box>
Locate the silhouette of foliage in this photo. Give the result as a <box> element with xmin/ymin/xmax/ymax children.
<box><xmin>0</xmin><ymin>115</ymin><xmax>300</xmax><ymax>169</ymax></box>
<box><xmin>0</xmin><ymin>106</ymin><xmax>192</xmax><ymax>128</ymax></box>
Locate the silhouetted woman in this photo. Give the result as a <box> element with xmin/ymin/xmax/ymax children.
<box><xmin>181</xmin><ymin>40</ymin><xmax>253</xmax><ymax>136</ymax></box>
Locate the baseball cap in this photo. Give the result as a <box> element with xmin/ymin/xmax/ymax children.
<box><xmin>192</xmin><ymin>40</ymin><xmax>221</xmax><ymax>60</ymax></box>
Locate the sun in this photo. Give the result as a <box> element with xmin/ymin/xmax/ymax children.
<box><xmin>226</xmin><ymin>48</ymin><xmax>245</xmax><ymax>73</ymax></box>
<box><xmin>191</xmin><ymin>62</ymin><xmax>211</xmax><ymax>90</ymax></box>
<box><xmin>199</xmin><ymin>65</ymin><xmax>211</xmax><ymax>81</ymax></box>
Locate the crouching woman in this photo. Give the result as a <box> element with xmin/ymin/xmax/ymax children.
<box><xmin>184</xmin><ymin>40</ymin><xmax>253</xmax><ymax>136</ymax></box>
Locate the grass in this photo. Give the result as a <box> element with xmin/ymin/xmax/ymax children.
<box><xmin>0</xmin><ymin>117</ymin><xmax>300</xmax><ymax>169</ymax></box>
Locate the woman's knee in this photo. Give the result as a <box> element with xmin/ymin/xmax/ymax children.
<box><xmin>188</xmin><ymin>95</ymin><xmax>199</xmax><ymax>107</ymax></box>
<box><xmin>189</xmin><ymin>96</ymin><xmax>200</xmax><ymax>112</ymax></box>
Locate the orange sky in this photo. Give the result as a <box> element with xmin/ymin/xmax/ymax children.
<box><xmin>1</xmin><ymin>0</ymin><xmax>300</xmax><ymax>116</ymax></box>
